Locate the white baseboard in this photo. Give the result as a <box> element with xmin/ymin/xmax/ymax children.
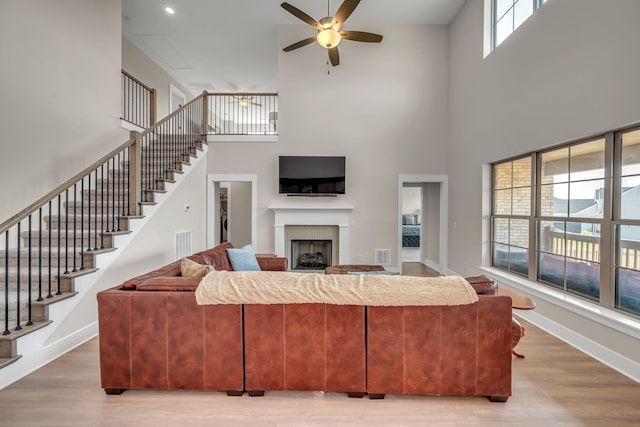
<box><xmin>514</xmin><ymin>310</ymin><xmax>640</xmax><ymax>383</ymax></box>
<box><xmin>481</xmin><ymin>266</ymin><xmax>640</xmax><ymax>384</ymax></box>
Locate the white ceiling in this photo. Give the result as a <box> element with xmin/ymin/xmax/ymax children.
<box><xmin>122</xmin><ymin>0</ymin><xmax>465</xmax><ymax>94</ymax></box>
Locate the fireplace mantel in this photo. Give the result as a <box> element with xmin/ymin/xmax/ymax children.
<box><xmin>271</xmin><ymin>206</ymin><xmax>352</xmax><ymax>265</ymax></box>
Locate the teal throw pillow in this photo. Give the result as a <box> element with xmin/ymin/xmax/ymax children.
<box><xmin>227</xmin><ymin>244</ymin><xmax>261</xmax><ymax>271</ymax></box>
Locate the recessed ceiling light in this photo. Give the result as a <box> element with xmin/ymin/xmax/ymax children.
<box><xmin>164</xmin><ymin>6</ymin><xmax>175</xmax><ymax>14</ymax></box>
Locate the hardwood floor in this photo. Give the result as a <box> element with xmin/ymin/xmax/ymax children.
<box><xmin>1</xmin><ymin>264</ymin><xmax>639</xmax><ymax>426</ymax></box>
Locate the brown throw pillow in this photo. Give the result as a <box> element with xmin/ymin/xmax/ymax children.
<box><xmin>180</xmin><ymin>258</ymin><xmax>215</xmax><ymax>278</ymax></box>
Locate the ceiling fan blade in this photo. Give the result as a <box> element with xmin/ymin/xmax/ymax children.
<box><xmin>332</xmin><ymin>0</ymin><xmax>360</xmax><ymax>29</ymax></box>
<box><xmin>283</xmin><ymin>36</ymin><xmax>317</xmax><ymax>52</ymax></box>
<box><xmin>328</xmin><ymin>47</ymin><xmax>340</xmax><ymax>66</ymax></box>
<box><xmin>340</xmin><ymin>30</ymin><xmax>383</xmax><ymax>43</ymax></box>
<box><xmin>250</xmin><ymin>102</ymin><xmax>262</xmax><ymax>106</ymax></box>
<box><xmin>281</xmin><ymin>3</ymin><xmax>322</xmax><ymax>30</ymax></box>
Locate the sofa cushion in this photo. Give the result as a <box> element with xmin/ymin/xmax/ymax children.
<box><xmin>181</xmin><ymin>257</ymin><xmax>215</xmax><ymax>278</ymax></box>
<box><xmin>226</xmin><ymin>244</ymin><xmax>261</xmax><ymax>271</ymax></box>
<box><xmin>465</xmin><ymin>275</ymin><xmax>498</xmax><ymax>295</ymax></box>
<box><xmin>198</xmin><ymin>242</ymin><xmax>235</xmax><ymax>271</ymax></box>
<box><xmin>136</xmin><ymin>276</ymin><xmax>201</xmax><ymax>291</ymax></box>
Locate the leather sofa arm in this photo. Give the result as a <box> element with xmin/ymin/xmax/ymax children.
<box><xmin>257</xmin><ymin>256</ymin><xmax>288</xmax><ymax>271</ymax></box>
<box><xmin>465</xmin><ymin>275</ymin><xmax>497</xmax><ymax>295</ymax></box>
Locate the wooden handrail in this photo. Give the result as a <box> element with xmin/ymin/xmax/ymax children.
<box><xmin>121</xmin><ymin>69</ymin><xmax>154</xmax><ymax>92</ymax></box>
<box><xmin>139</xmin><ymin>92</ymin><xmax>205</xmax><ymax>139</ymax></box>
<box><xmin>206</xmin><ymin>92</ymin><xmax>278</xmax><ymax>96</ymax></box>
<box><xmin>0</xmin><ymin>138</ymin><xmax>135</xmax><ymax>234</ymax></box>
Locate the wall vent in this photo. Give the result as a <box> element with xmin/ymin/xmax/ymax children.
<box><xmin>374</xmin><ymin>248</ymin><xmax>392</xmax><ymax>266</ymax></box>
<box><xmin>175</xmin><ymin>230</ymin><xmax>192</xmax><ymax>260</ymax></box>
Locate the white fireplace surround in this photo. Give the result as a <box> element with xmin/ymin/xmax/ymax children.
<box><xmin>272</xmin><ymin>207</ymin><xmax>352</xmax><ymax>265</ymax></box>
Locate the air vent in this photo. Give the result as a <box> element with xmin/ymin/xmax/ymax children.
<box><xmin>175</xmin><ymin>230</ymin><xmax>192</xmax><ymax>260</ymax></box>
<box><xmin>374</xmin><ymin>248</ymin><xmax>391</xmax><ymax>266</ymax></box>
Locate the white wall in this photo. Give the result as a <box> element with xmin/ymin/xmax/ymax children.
<box><xmin>424</xmin><ymin>182</ymin><xmax>440</xmax><ymax>263</ymax></box>
<box><xmin>0</xmin><ymin>0</ymin><xmax>125</xmax><ymax>223</ymax></box>
<box><xmin>121</xmin><ymin>37</ymin><xmax>194</xmax><ymax>120</ymax></box>
<box><xmin>208</xmin><ymin>25</ymin><xmax>449</xmax><ymax>266</ymax></box>
<box><xmin>228</xmin><ymin>181</ymin><xmax>252</xmax><ymax>247</ymax></box>
<box><xmin>449</xmin><ymin>0</ymin><xmax>640</xmax><ymax>373</ymax></box>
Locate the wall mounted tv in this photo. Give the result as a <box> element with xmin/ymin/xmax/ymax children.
<box><xmin>279</xmin><ymin>156</ymin><xmax>346</xmax><ymax>196</ymax></box>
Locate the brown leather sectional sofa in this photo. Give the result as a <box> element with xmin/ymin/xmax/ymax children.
<box><xmin>98</xmin><ymin>243</ymin><xmax>513</xmax><ymax>401</ymax></box>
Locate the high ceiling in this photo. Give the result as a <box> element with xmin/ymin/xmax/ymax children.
<box><xmin>122</xmin><ymin>0</ymin><xmax>465</xmax><ymax>95</ymax></box>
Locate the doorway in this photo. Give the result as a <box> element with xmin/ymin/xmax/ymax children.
<box><xmin>207</xmin><ymin>174</ymin><xmax>257</xmax><ymax>249</ymax></box>
<box><xmin>401</xmin><ymin>185</ymin><xmax>423</xmax><ymax>263</ymax></box>
<box><xmin>398</xmin><ymin>175</ymin><xmax>448</xmax><ymax>274</ymax></box>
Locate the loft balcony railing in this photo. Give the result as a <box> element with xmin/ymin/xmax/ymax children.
<box><xmin>0</xmin><ymin>93</ymin><xmax>206</xmax><ymax>336</ymax></box>
<box><xmin>205</xmin><ymin>93</ymin><xmax>278</xmax><ymax>140</ymax></box>
<box><xmin>121</xmin><ymin>70</ymin><xmax>156</xmax><ymax>129</ymax></box>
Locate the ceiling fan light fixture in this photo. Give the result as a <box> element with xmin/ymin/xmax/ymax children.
<box><xmin>316</xmin><ymin>29</ymin><xmax>341</xmax><ymax>49</ymax></box>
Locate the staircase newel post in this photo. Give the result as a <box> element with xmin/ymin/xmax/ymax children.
<box><xmin>150</xmin><ymin>88</ymin><xmax>157</xmax><ymax>126</ymax></box>
<box><xmin>202</xmin><ymin>90</ymin><xmax>209</xmax><ymax>140</ymax></box>
<box><xmin>129</xmin><ymin>131</ymin><xmax>142</xmax><ymax>216</ymax></box>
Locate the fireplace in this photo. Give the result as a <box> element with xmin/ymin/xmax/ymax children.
<box><xmin>291</xmin><ymin>239</ymin><xmax>332</xmax><ymax>270</ymax></box>
<box><xmin>271</xmin><ymin>206</ymin><xmax>352</xmax><ymax>269</ymax></box>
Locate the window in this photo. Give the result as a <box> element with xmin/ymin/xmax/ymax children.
<box><xmin>492</xmin><ymin>0</ymin><xmax>547</xmax><ymax>49</ymax></box>
<box><xmin>491</xmin><ymin>125</ymin><xmax>640</xmax><ymax>318</ymax></box>
<box><xmin>491</xmin><ymin>156</ymin><xmax>532</xmax><ymax>276</ymax></box>
<box><xmin>616</xmin><ymin>129</ymin><xmax>640</xmax><ymax>316</ymax></box>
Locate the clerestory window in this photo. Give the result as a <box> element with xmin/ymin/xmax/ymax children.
<box><xmin>492</xmin><ymin>0</ymin><xmax>548</xmax><ymax>49</ymax></box>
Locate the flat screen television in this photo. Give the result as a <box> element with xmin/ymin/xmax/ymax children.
<box><xmin>279</xmin><ymin>156</ymin><xmax>345</xmax><ymax>195</ymax></box>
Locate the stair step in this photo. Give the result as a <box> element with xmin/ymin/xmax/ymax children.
<box><xmin>44</xmin><ymin>214</ymin><xmax>118</xmax><ymax>230</ymax></box>
<box><xmin>0</xmin><ymin>268</ymin><xmax>60</xmax><ymax>283</ymax></box>
<box><xmin>0</xmin><ymin>248</ymin><xmax>83</xmax><ymax>268</ymax></box>
<box><xmin>63</xmin><ymin>200</ymin><xmax>131</xmax><ymax>209</ymax></box>
<box><xmin>0</xmin><ymin>356</ymin><xmax>22</xmax><ymax>369</ymax></box>
<box><xmin>21</xmin><ymin>229</ymin><xmax>113</xmax><ymax>243</ymax></box>
<box><xmin>0</xmin><ymin>321</ymin><xmax>54</xmax><ymax>356</ymax></box>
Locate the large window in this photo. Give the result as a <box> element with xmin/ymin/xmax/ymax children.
<box><xmin>616</xmin><ymin>130</ymin><xmax>640</xmax><ymax>315</ymax></box>
<box><xmin>491</xmin><ymin>126</ymin><xmax>640</xmax><ymax>318</ymax></box>
<box><xmin>492</xmin><ymin>0</ymin><xmax>548</xmax><ymax>49</ymax></box>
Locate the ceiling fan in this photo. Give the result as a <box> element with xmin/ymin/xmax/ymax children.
<box><xmin>281</xmin><ymin>0</ymin><xmax>383</xmax><ymax>67</ymax></box>
<box><xmin>228</xmin><ymin>95</ymin><xmax>262</xmax><ymax>108</ymax></box>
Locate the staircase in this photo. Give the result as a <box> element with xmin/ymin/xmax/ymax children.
<box><xmin>0</xmin><ymin>94</ymin><xmax>208</xmax><ymax>374</ymax></box>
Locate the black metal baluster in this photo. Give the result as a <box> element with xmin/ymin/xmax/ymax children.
<box><xmin>121</xmin><ymin>150</ymin><xmax>126</xmax><ymax>217</ymax></box>
<box><xmin>27</xmin><ymin>214</ymin><xmax>33</xmax><ymax>326</ymax></box>
<box><xmin>3</xmin><ymin>231</ymin><xmax>9</xmax><ymax>335</ymax></box>
<box><xmin>94</xmin><ymin>169</ymin><xmax>99</xmax><ymax>250</ymax></box>
<box><xmin>126</xmin><ymin>148</ymin><xmax>130</xmax><ymax>216</ymax></box>
<box><xmin>15</xmin><ymin>222</ymin><xmax>21</xmax><ymax>331</ymax></box>
<box><xmin>54</xmin><ymin>196</ymin><xmax>59</xmax><ymax>298</ymax></box>
<box><xmin>38</xmin><ymin>208</ymin><xmax>43</xmax><ymax>303</ymax></box>
<box><xmin>64</xmin><ymin>189</ymin><xmax>69</xmax><ymax>276</ymax></box>
<box><xmin>100</xmin><ymin>164</ymin><xmax>105</xmax><ymax>249</ymax></box>
<box><xmin>80</xmin><ymin>178</ymin><xmax>84</xmax><ymax>270</ymax></box>
<box><xmin>87</xmin><ymin>172</ymin><xmax>92</xmax><ymax>253</ymax></box>
<box><xmin>111</xmin><ymin>157</ymin><xmax>116</xmax><ymax>232</ymax></box>
<box><xmin>72</xmin><ymin>183</ymin><xmax>77</xmax><ymax>272</ymax></box>
<box><xmin>45</xmin><ymin>203</ymin><xmax>50</xmax><ymax>300</ymax></box>
<box><xmin>116</xmin><ymin>153</ymin><xmax>122</xmax><ymax>231</ymax></box>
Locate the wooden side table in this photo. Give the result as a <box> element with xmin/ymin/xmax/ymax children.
<box><xmin>497</xmin><ymin>287</ymin><xmax>535</xmax><ymax>358</ymax></box>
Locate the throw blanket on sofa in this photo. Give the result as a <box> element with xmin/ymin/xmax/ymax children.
<box><xmin>195</xmin><ymin>271</ymin><xmax>478</xmax><ymax>306</ymax></box>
